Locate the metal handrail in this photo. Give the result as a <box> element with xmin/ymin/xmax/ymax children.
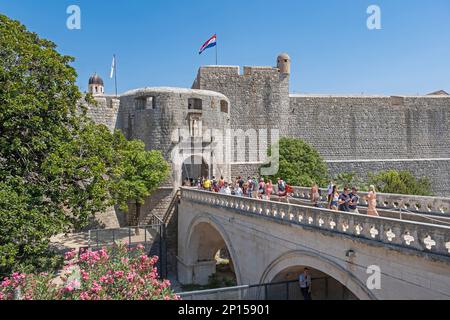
<box><xmin>176</xmin><ymin>278</ymin><xmax>329</xmax><ymax>300</ymax></box>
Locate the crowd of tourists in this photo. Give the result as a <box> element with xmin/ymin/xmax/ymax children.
<box><xmin>324</xmin><ymin>181</ymin><xmax>379</xmax><ymax>216</ymax></box>
<box><xmin>184</xmin><ymin>177</ymin><xmax>379</xmax><ymax>217</ymax></box>
<box><xmin>184</xmin><ymin>176</ymin><xmax>293</xmax><ymax>200</ymax></box>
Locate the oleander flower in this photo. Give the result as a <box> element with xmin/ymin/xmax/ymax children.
<box><xmin>0</xmin><ymin>244</ymin><xmax>179</xmax><ymax>300</ymax></box>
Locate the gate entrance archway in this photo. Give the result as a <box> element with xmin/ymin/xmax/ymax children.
<box><xmin>182</xmin><ymin>155</ymin><xmax>210</xmax><ymax>184</ymax></box>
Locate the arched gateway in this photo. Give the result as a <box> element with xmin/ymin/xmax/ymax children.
<box><xmin>181</xmin><ymin>155</ymin><xmax>210</xmax><ymax>184</ymax></box>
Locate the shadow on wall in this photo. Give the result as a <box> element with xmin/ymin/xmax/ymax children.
<box><xmin>271</xmin><ymin>266</ymin><xmax>358</xmax><ymax>300</ymax></box>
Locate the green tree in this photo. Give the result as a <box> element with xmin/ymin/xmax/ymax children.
<box><xmin>110</xmin><ymin>133</ymin><xmax>170</xmax><ymax>232</ymax></box>
<box><xmin>261</xmin><ymin>137</ymin><xmax>328</xmax><ymax>187</ymax></box>
<box><xmin>368</xmin><ymin>170</ymin><xmax>433</xmax><ymax>196</ymax></box>
<box><xmin>42</xmin><ymin>123</ymin><xmax>118</xmax><ymax>229</ymax></box>
<box><xmin>0</xmin><ymin>14</ymin><xmax>169</xmax><ymax>274</ymax></box>
<box><xmin>0</xmin><ymin>14</ymin><xmax>112</xmax><ymax>273</ymax></box>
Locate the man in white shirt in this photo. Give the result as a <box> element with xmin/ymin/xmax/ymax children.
<box><xmin>220</xmin><ymin>182</ymin><xmax>232</xmax><ymax>195</ymax></box>
<box><xmin>299</xmin><ymin>268</ymin><xmax>312</xmax><ymax>300</ymax></box>
<box><xmin>234</xmin><ymin>184</ymin><xmax>243</xmax><ymax>197</ymax></box>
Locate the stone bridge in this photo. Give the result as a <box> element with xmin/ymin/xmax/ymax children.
<box><xmin>177</xmin><ymin>188</ymin><xmax>450</xmax><ymax>300</ymax></box>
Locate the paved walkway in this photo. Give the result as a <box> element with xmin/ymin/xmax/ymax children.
<box><xmin>50</xmin><ymin>227</ymin><xmax>159</xmax><ymax>252</ymax></box>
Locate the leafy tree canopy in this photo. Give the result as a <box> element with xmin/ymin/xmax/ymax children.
<box><xmin>261</xmin><ymin>137</ymin><xmax>328</xmax><ymax>187</ymax></box>
<box><xmin>0</xmin><ymin>14</ymin><xmax>169</xmax><ymax>274</ymax></box>
<box><xmin>110</xmin><ymin>133</ymin><xmax>170</xmax><ymax>225</ymax></box>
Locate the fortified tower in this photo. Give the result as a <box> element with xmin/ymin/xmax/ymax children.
<box><xmin>277</xmin><ymin>52</ymin><xmax>291</xmax><ymax>75</ymax></box>
<box><xmin>192</xmin><ymin>53</ymin><xmax>292</xmax><ymax>177</ymax></box>
<box><xmin>276</xmin><ymin>52</ymin><xmax>292</xmax><ymax>136</ymax></box>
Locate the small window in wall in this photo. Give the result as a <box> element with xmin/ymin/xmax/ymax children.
<box><xmin>135</xmin><ymin>97</ymin><xmax>146</xmax><ymax>110</ymax></box>
<box><xmin>220</xmin><ymin>100</ymin><xmax>229</xmax><ymax>113</ymax></box>
<box><xmin>145</xmin><ymin>96</ymin><xmax>156</xmax><ymax>109</ymax></box>
<box><xmin>135</xmin><ymin>96</ymin><xmax>156</xmax><ymax>110</ymax></box>
<box><xmin>188</xmin><ymin>98</ymin><xmax>202</xmax><ymax>110</ymax></box>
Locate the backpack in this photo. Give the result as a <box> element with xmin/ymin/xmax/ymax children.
<box><xmin>286</xmin><ymin>184</ymin><xmax>293</xmax><ymax>194</ymax></box>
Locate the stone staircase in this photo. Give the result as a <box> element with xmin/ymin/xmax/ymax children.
<box><xmin>137</xmin><ymin>187</ymin><xmax>175</xmax><ymax>225</ymax></box>
<box><xmin>135</xmin><ymin>187</ymin><xmax>181</xmax><ymax>276</ymax></box>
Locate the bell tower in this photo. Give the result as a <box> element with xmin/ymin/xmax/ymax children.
<box><xmin>88</xmin><ymin>73</ymin><xmax>104</xmax><ymax>96</ymax></box>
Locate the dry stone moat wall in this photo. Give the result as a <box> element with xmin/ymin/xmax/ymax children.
<box><xmin>85</xmin><ymin>55</ymin><xmax>450</xmax><ymax>197</ymax></box>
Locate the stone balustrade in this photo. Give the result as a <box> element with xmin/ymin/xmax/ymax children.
<box><xmin>181</xmin><ymin>188</ymin><xmax>450</xmax><ymax>257</ymax></box>
<box><xmin>290</xmin><ymin>186</ymin><xmax>450</xmax><ymax>216</ymax></box>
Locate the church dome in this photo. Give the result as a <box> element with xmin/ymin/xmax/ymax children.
<box><xmin>89</xmin><ymin>73</ymin><xmax>104</xmax><ymax>86</ymax></box>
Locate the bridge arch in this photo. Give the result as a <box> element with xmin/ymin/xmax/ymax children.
<box><xmin>260</xmin><ymin>250</ymin><xmax>376</xmax><ymax>300</ymax></box>
<box><xmin>183</xmin><ymin>214</ymin><xmax>243</xmax><ymax>285</ymax></box>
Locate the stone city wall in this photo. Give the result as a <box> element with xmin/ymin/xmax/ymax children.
<box><xmin>84</xmin><ymin>95</ymin><xmax>120</xmax><ymax>132</ymax></box>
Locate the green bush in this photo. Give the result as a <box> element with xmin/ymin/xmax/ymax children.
<box><xmin>368</xmin><ymin>170</ymin><xmax>433</xmax><ymax>196</ymax></box>
<box><xmin>333</xmin><ymin>170</ymin><xmax>433</xmax><ymax>196</ymax></box>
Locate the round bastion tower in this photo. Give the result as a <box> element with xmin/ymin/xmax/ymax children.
<box><xmin>276</xmin><ymin>53</ymin><xmax>291</xmax><ymax>136</ymax></box>
<box><xmin>277</xmin><ymin>53</ymin><xmax>291</xmax><ymax>75</ymax></box>
<box><xmin>88</xmin><ymin>73</ymin><xmax>105</xmax><ymax>96</ymax></box>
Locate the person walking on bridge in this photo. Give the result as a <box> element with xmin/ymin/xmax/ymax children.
<box><xmin>349</xmin><ymin>187</ymin><xmax>360</xmax><ymax>214</ymax></box>
<box><xmin>247</xmin><ymin>177</ymin><xmax>254</xmax><ymax>198</ymax></box>
<box><xmin>310</xmin><ymin>184</ymin><xmax>320</xmax><ymax>207</ymax></box>
<box><xmin>330</xmin><ymin>185</ymin><xmax>339</xmax><ymax>211</ymax></box>
<box><xmin>265</xmin><ymin>179</ymin><xmax>273</xmax><ymax>200</ymax></box>
<box><xmin>365</xmin><ymin>185</ymin><xmax>379</xmax><ymax>217</ymax></box>
<box><xmin>203</xmin><ymin>177</ymin><xmax>211</xmax><ymax>191</ymax></box>
<box><xmin>277</xmin><ymin>177</ymin><xmax>287</xmax><ymax>197</ymax></box>
<box><xmin>338</xmin><ymin>187</ymin><xmax>351</xmax><ymax>212</ymax></box>
<box><xmin>327</xmin><ymin>181</ymin><xmax>335</xmax><ymax>209</ymax></box>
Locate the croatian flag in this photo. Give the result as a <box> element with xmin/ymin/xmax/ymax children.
<box><xmin>199</xmin><ymin>34</ymin><xmax>217</xmax><ymax>54</ymax></box>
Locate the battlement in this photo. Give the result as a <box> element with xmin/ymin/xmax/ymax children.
<box><xmin>197</xmin><ymin>65</ymin><xmax>280</xmax><ymax>78</ymax></box>
<box><xmin>243</xmin><ymin>66</ymin><xmax>278</xmax><ymax>76</ymax></box>
<box><xmin>199</xmin><ymin>65</ymin><xmax>240</xmax><ymax>75</ymax></box>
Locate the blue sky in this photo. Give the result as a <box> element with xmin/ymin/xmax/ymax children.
<box><xmin>1</xmin><ymin>0</ymin><xmax>449</xmax><ymax>95</ymax></box>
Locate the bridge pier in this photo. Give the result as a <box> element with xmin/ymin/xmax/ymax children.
<box><xmin>177</xmin><ymin>257</ymin><xmax>216</xmax><ymax>285</ymax></box>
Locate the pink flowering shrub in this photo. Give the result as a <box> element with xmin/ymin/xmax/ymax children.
<box><xmin>0</xmin><ymin>272</ymin><xmax>58</xmax><ymax>300</ymax></box>
<box><xmin>0</xmin><ymin>244</ymin><xmax>180</xmax><ymax>300</ymax></box>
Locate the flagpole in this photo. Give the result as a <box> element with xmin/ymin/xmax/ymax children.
<box><xmin>215</xmin><ymin>34</ymin><xmax>218</xmax><ymax>65</ymax></box>
<box><xmin>114</xmin><ymin>54</ymin><xmax>118</xmax><ymax>97</ymax></box>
